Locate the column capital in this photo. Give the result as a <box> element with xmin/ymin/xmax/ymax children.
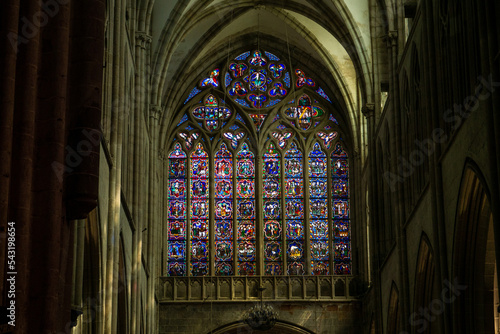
<box><xmin>136</xmin><ymin>32</ymin><xmax>152</xmax><ymax>49</ymax></box>
<box><xmin>385</xmin><ymin>31</ymin><xmax>398</xmax><ymax>48</ymax></box>
<box><xmin>362</xmin><ymin>103</ymin><xmax>375</xmax><ymax>119</ymax></box>
<box><xmin>150</xmin><ymin>105</ymin><xmax>163</xmax><ymax>120</ymax></box>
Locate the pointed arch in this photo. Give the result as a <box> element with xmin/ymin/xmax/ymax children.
<box><xmin>452</xmin><ymin>162</ymin><xmax>496</xmax><ymax>333</ymax></box>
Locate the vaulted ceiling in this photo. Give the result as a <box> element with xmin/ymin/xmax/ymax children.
<box><xmin>150</xmin><ymin>0</ymin><xmax>374</xmax><ymax>153</ymax></box>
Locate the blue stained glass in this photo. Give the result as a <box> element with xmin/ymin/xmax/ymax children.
<box><xmin>215</xmin><ymin>221</ymin><xmax>232</xmax><ymax>240</ymax></box>
<box><xmin>184</xmin><ymin>86</ymin><xmax>202</xmax><ymax>104</ymax></box>
<box><xmin>332</xmin><ymin>143</ymin><xmax>348</xmax><ymax>157</ymax></box>
<box><xmin>265</xmin><ymin>51</ymin><xmax>280</xmax><ymax>61</ymax></box>
<box><xmin>311</xmin><ymin>242</ymin><xmax>329</xmax><ymax>260</ymax></box>
<box><xmin>237</xmin><ymin>199</ymin><xmax>255</xmax><ymax>219</ymax></box>
<box><xmin>168</xmin><ymin>221</ymin><xmax>185</xmax><ymax>240</ymax></box>
<box><xmin>191</xmin><ymin>241</ymin><xmax>208</xmax><ymax>261</ymax></box>
<box><xmin>168</xmin><ymin>262</ymin><xmax>186</xmax><ymax>276</ymax></box>
<box><xmin>215</xmin><ymin>159</ymin><xmax>232</xmax><ymax>178</ymax></box>
<box><xmin>265</xmin><ymin>262</ymin><xmax>282</xmax><ymax>275</ymax></box>
<box><xmin>235</xmin><ymin>99</ymin><xmax>251</xmax><ymax>108</ymax></box>
<box><xmin>168</xmin><ymin>242</ymin><xmax>185</xmax><ymax>260</ymax></box>
<box><xmin>191</xmin><ymin>220</ymin><xmax>208</xmax><ymax>240</ymax></box>
<box><xmin>238</xmin><ymin>262</ymin><xmax>256</xmax><ymax>275</ymax></box>
<box><xmin>185</xmin><ymin>125</ymin><xmax>194</xmax><ymax>131</ymax></box>
<box><xmin>238</xmin><ymin>241</ymin><xmax>256</xmax><ymax>261</ymax></box>
<box><xmin>324</xmin><ymin>125</ymin><xmax>332</xmax><ymax>130</ymax></box>
<box><xmin>285</xmin><ymin>178</ymin><xmax>302</xmax><ymax>198</ymax></box>
<box><xmin>333</xmin><ymin>199</ymin><xmax>349</xmax><ymax>219</ymax></box>
<box><xmin>215</xmin><ymin>179</ymin><xmax>232</xmax><ymax>197</ymax></box>
<box><xmin>285</xmin><ymin>199</ymin><xmax>304</xmax><ymax>219</ymax></box>
<box><xmin>264</xmin><ymin>158</ymin><xmax>280</xmax><ymax>177</ymax></box>
<box><xmin>312</xmin><ymin>262</ymin><xmax>329</xmax><ymax>275</ymax></box>
<box><xmin>287</xmin><ymin>241</ymin><xmax>303</xmax><ymax>261</ymax></box>
<box><xmin>273</xmin><ymin>114</ymin><xmax>280</xmax><ymax>122</ymax></box>
<box><xmin>237</xmin><ymin>142</ymin><xmax>254</xmax><ymax>158</ymax></box>
<box><xmin>309</xmin><ymin>158</ymin><xmax>327</xmax><ymax>177</ymax></box>
<box><xmin>191</xmin><ymin>262</ymin><xmax>209</xmax><ymax>276</ymax></box>
<box><xmin>215</xmin><ymin>241</ymin><xmax>233</xmax><ymax>261</ymax></box>
<box><xmin>235</xmin><ymin>51</ymin><xmax>251</xmax><ymax>60</ymax></box>
<box><xmin>237</xmin><ymin>179</ymin><xmax>254</xmax><ymax>198</ymax></box>
<box><xmin>237</xmin><ymin>159</ymin><xmax>254</xmax><ymax>178</ymax></box>
<box><xmin>277</xmin><ymin>124</ymin><xmax>287</xmax><ymax>130</ymax></box>
<box><xmin>191</xmin><ymin>179</ymin><xmax>208</xmax><ymax>198</ymax></box>
<box><xmin>316</xmin><ymin>87</ymin><xmax>332</xmax><ymax>103</ymax></box>
<box><xmin>265</xmin><ymin>242</ymin><xmax>281</xmax><ymax>261</ymax></box>
<box><xmin>215</xmin><ymin>200</ymin><xmax>232</xmax><ymax>219</ymax></box>
<box><xmin>310</xmin><ymin>199</ymin><xmax>328</xmax><ymax>218</ymax></box>
<box><xmin>191</xmin><ymin>200</ymin><xmax>209</xmax><ymax>218</ymax></box>
<box><xmin>236</xmin><ymin>114</ymin><xmax>245</xmax><ymax>122</ymax></box>
<box><xmin>238</xmin><ymin>221</ymin><xmax>255</xmax><ymax>240</ymax></box>
<box><xmin>286</xmin><ymin>221</ymin><xmax>304</xmax><ymax>239</ymax></box>
<box><xmin>285</xmin><ymin>158</ymin><xmax>302</xmax><ymax>178</ymax></box>
<box><xmin>169</xmin><ymin>200</ymin><xmax>186</xmax><ymax>219</ymax></box>
<box><xmin>329</xmin><ymin>114</ymin><xmax>339</xmax><ymax>124</ymax></box>
<box><xmin>263</xmin><ymin>179</ymin><xmax>280</xmax><ymax>198</ymax></box>
<box><xmin>284</xmin><ymin>72</ymin><xmax>291</xmax><ymax>88</ymax></box>
<box><xmin>310</xmin><ymin>220</ymin><xmax>328</xmax><ymax>239</ymax></box>
<box><xmin>287</xmin><ymin>262</ymin><xmax>305</xmax><ymax>275</ymax></box>
<box><xmin>310</xmin><ymin>179</ymin><xmax>327</xmax><ymax>198</ymax></box>
<box><xmin>229</xmin><ymin>124</ymin><xmax>239</xmax><ymax>131</ymax></box>
<box><xmin>225</xmin><ymin>72</ymin><xmax>232</xmax><ymax>87</ymax></box>
<box><xmin>177</xmin><ymin>114</ymin><xmax>188</xmax><ymax>126</ymax></box>
<box><xmin>216</xmin><ymin>262</ymin><xmax>233</xmax><ymax>276</ymax></box>
<box><xmin>265</xmin><ymin>99</ymin><xmax>281</xmax><ymax>108</ymax></box>
<box><xmin>263</xmin><ymin>200</ymin><xmax>280</xmax><ymax>219</ymax></box>
<box><xmin>264</xmin><ymin>221</ymin><xmax>281</xmax><ymax>240</ymax></box>
<box><xmin>333</xmin><ymin>179</ymin><xmax>349</xmax><ymax>197</ymax></box>
<box><xmin>168</xmin><ymin>179</ymin><xmax>186</xmax><ymax>198</ymax></box>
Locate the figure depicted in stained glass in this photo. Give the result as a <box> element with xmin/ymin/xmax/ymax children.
<box><xmin>215</xmin><ymin>241</ymin><xmax>233</xmax><ymax>261</ymax></box>
<box><xmin>200</xmin><ymin>68</ymin><xmax>219</xmax><ymax>87</ymax></box>
<box><xmin>191</xmin><ymin>221</ymin><xmax>208</xmax><ymax>239</ymax></box>
<box><xmin>295</xmin><ymin>69</ymin><xmax>315</xmax><ymax>88</ymax></box>
<box><xmin>237</xmin><ymin>179</ymin><xmax>254</xmax><ymax>197</ymax></box>
<box><xmin>169</xmin><ymin>221</ymin><xmax>185</xmax><ymax>240</ymax></box>
<box><xmin>169</xmin><ymin>180</ymin><xmax>185</xmax><ymax>198</ymax></box>
<box><xmin>215</xmin><ymin>180</ymin><xmax>232</xmax><ymax>197</ymax></box>
<box><xmin>264</xmin><ymin>221</ymin><xmax>281</xmax><ymax>239</ymax></box>
<box><xmin>285</xmin><ymin>95</ymin><xmax>325</xmax><ymax>130</ymax></box>
<box><xmin>215</xmin><ymin>221</ymin><xmax>232</xmax><ymax>240</ymax></box>
<box><xmin>265</xmin><ymin>242</ymin><xmax>281</xmax><ymax>261</ymax></box>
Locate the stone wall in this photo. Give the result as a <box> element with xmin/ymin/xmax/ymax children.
<box><xmin>159</xmin><ymin>301</ymin><xmax>362</xmax><ymax>334</ymax></box>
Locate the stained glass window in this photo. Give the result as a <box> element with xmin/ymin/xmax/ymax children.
<box><xmin>167</xmin><ymin>50</ymin><xmax>351</xmax><ymax>277</ymax></box>
<box><xmin>263</xmin><ymin>143</ymin><xmax>282</xmax><ymax>275</ymax></box>
<box><xmin>285</xmin><ymin>143</ymin><xmax>305</xmax><ymax>275</ymax></box>
<box><xmin>236</xmin><ymin>143</ymin><xmax>256</xmax><ymax>275</ymax></box>
<box><xmin>167</xmin><ymin>143</ymin><xmax>187</xmax><ymax>276</ymax></box>
<box><xmin>332</xmin><ymin>143</ymin><xmax>351</xmax><ymax>274</ymax></box>
<box><xmin>309</xmin><ymin>143</ymin><xmax>329</xmax><ymax>275</ymax></box>
<box><xmin>214</xmin><ymin>143</ymin><xmax>233</xmax><ymax>275</ymax></box>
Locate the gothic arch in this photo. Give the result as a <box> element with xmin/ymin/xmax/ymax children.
<box><xmin>413</xmin><ymin>233</ymin><xmax>442</xmax><ymax>333</ymax></box>
<box><xmin>387</xmin><ymin>282</ymin><xmax>400</xmax><ymax>334</ymax></box>
<box><xmin>452</xmin><ymin>162</ymin><xmax>496</xmax><ymax>333</ymax></box>
<box><xmin>208</xmin><ymin>320</ymin><xmax>316</xmax><ymax>334</ymax></box>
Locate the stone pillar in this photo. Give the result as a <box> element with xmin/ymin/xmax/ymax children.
<box><xmin>0</xmin><ymin>0</ymin><xmax>105</xmax><ymax>332</ymax></box>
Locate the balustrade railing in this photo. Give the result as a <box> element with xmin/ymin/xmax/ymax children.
<box><xmin>159</xmin><ymin>275</ymin><xmax>359</xmax><ymax>302</ymax></box>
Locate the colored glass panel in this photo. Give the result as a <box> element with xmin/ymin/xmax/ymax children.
<box><xmin>332</xmin><ymin>143</ymin><xmax>351</xmax><ymax>275</ymax></box>
<box><xmin>168</xmin><ymin>143</ymin><xmax>187</xmax><ymax>276</ymax></box>
<box><xmin>236</xmin><ymin>143</ymin><xmax>255</xmax><ymax>275</ymax></box>
<box><xmin>309</xmin><ymin>142</ymin><xmax>330</xmax><ymax>274</ymax></box>
<box><xmin>284</xmin><ymin>142</ymin><xmax>305</xmax><ymax>275</ymax></box>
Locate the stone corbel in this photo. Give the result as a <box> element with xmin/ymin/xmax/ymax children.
<box><xmin>136</xmin><ymin>31</ymin><xmax>152</xmax><ymax>50</ymax></box>
<box><xmin>362</xmin><ymin>103</ymin><xmax>375</xmax><ymax>119</ymax></box>
<box><xmin>385</xmin><ymin>31</ymin><xmax>398</xmax><ymax>48</ymax></box>
<box><xmin>150</xmin><ymin>105</ymin><xmax>163</xmax><ymax>121</ymax></box>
